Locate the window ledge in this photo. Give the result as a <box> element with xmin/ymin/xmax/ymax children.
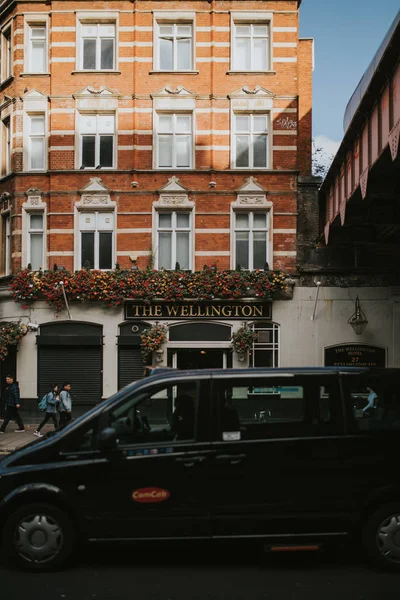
<box><xmin>227</xmin><ymin>70</ymin><xmax>276</xmax><ymax>75</ymax></box>
<box><xmin>20</xmin><ymin>72</ymin><xmax>51</xmax><ymax>77</ymax></box>
<box><xmin>72</xmin><ymin>70</ymin><xmax>121</xmax><ymax>75</ymax></box>
<box><xmin>149</xmin><ymin>70</ymin><xmax>199</xmax><ymax>75</ymax></box>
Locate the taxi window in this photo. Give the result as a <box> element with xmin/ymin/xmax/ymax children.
<box><xmin>214</xmin><ymin>376</ymin><xmax>341</xmax><ymax>441</ymax></box>
<box><xmin>109</xmin><ymin>381</ymin><xmax>198</xmax><ymax>445</ymax></box>
<box><xmin>345</xmin><ymin>375</ymin><xmax>400</xmax><ymax>432</ymax></box>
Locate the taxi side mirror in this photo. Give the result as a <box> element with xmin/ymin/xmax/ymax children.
<box><xmin>98</xmin><ymin>427</ymin><xmax>118</xmax><ymax>452</ymax></box>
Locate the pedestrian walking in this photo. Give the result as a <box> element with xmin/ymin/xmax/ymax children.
<box><xmin>58</xmin><ymin>382</ymin><xmax>72</xmax><ymax>428</ymax></box>
<box><xmin>0</xmin><ymin>374</ymin><xmax>25</xmax><ymax>433</ymax></box>
<box><xmin>34</xmin><ymin>384</ymin><xmax>59</xmax><ymax>437</ymax></box>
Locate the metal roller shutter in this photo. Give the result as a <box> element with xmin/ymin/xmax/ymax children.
<box><xmin>38</xmin><ymin>346</ymin><xmax>102</xmax><ymax>409</ymax></box>
<box><xmin>118</xmin><ymin>347</ymin><xmax>144</xmax><ymax>389</ymax></box>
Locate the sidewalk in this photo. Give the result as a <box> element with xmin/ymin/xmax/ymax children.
<box><xmin>0</xmin><ymin>423</ymin><xmax>56</xmax><ymax>454</ymax></box>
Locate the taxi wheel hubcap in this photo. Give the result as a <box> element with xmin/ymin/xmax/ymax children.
<box><xmin>14</xmin><ymin>513</ymin><xmax>64</xmax><ymax>564</ymax></box>
<box><xmin>376</xmin><ymin>514</ymin><xmax>400</xmax><ymax>563</ymax></box>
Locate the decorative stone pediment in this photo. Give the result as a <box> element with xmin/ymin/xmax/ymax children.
<box><xmin>23</xmin><ymin>187</ymin><xmax>46</xmax><ymax>210</ymax></box>
<box><xmin>22</xmin><ymin>89</ymin><xmax>47</xmax><ymax>99</ymax></box>
<box><xmin>229</xmin><ymin>86</ymin><xmax>275</xmax><ymax>111</ymax></box>
<box><xmin>151</xmin><ymin>87</ymin><xmax>197</xmax><ymax>110</ymax></box>
<box><xmin>151</xmin><ymin>86</ymin><xmax>197</xmax><ymax>98</ymax></box>
<box><xmin>154</xmin><ymin>177</ymin><xmax>193</xmax><ymax>209</ymax></box>
<box><xmin>22</xmin><ymin>89</ymin><xmax>48</xmax><ymax>111</ymax></box>
<box><xmin>73</xmin><ymin>87</ymin><xmax>119</xmax><ymax>110</ymax></box>
<box><xmin>233</xmin><ymin>177</ymin><xmax>271</xmax><ymax>209</ymax></box>
<box><xmin>77</xmin><ymin>178</ymin><xmax>115</xmax><ymax>208</ymax></box>
<box><xmin>73</xmin><ymin>86</ymin><xmax>119</xmax><ymax>98</ymax></box>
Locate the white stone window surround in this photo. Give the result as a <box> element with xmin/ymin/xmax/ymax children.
<box><xmin>22</xmin><ymin>90</ymin><xmax>48</xmax><ymax>172</ymax></box>
<box><xmin>229</xmin><ymin>87</ymin><xmax>274</xmax><ymax>170</ymax></box>
<box><xmin>74</xmin><ymin>177</ymin><xmax>117</xmax><ymax>271</ymax></box>
<box><xmin>23</xmin><ymin>15</ymin><xmax>50</xmax><ymax>75</ymax></box>
<box><xmin>152</xmin><ymin>176</ymin><xmax>195</xmax><ymax>271</ymax></box>
<box><xmin>152</xmin><ymin>11</ymin><xmax>196</xmax><ymax>73</ymax></box>
<box><xmin>73</xmin><ymin>87</ymin><xmax>119</xmax><ymax>170</ymax></box>
<box><xmin>22</xmin><ymin>190</ymin><xmax>47</xmax><ymax>270</ymax></box>
<box><xmin>230</xmin><ymin>12</ymin><xmax>273</xmax><ymax>74</ymax></box>
<box><xmin>230</xmin><ymin>177</ymin><xmax>273</xmax><ymax>270</ymax></box>
<box><xmin>0</xmin><ymin>98</ymin><xmax>12</xmax><ymax>177</ymax></box>
<box><xmin>75</xmin><ymin>12</ymin><xmax>119</xmax><ymax>73</ymax></box>
<box><xmin>152</xmin><ymin>89</ymin><xmax>197</xmax><ymax>170</ymax></box>
<box><xmin>1</xmin><ymin>22</ymin><xmax>12</xmax><ymax>82</ymax></box>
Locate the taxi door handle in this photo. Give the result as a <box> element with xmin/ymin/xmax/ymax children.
<box><xmin>216</xmin><ymin>453</ymin><xmax>247</xmax><ymax>465</ymax></box>
<box><xmin>175</xmin><ymin>456</ymin><xmax>206</xmax><ymax>467</ymax></box>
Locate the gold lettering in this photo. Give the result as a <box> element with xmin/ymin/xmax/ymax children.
<box><xmin>167</xmin><ymin>305</ymin><xmax>179</xmax><ymax>317</ymax></box>
<box><xmin>242</xmin><ymin>306</ymin><xmax>252</xmax><ymax>317</ymax></box>
<box><xmin>211</xmin><ymin>306</ymin><xmax>221</xmax><ymax>317</ymax></box>
<box><xmin>154</xmin><ymin>305</ymin><xmax>162</xmax><ymax>317</ymax></box>
<box><xmin>189</xmin><ymin>305</ymin><xmax>196</xmax><ymax>317</ymax></box>
<box><xmin>253</xmin><ymin>306</ymin><xmax>263</xmax><ymax>317</ymax></box>
<box><xmin>198</xmin><ymin>306</ymin><xmax>206</xmax><ymax>317</ymax></box>
<box><xmin>142</xmin><ymin>305</ymin><xmax>153</xmax><ymax>317</ymax></box>
<box><xmin>133</xmin><ymin>305</ymin><xmax>140</xmax><ymax>317</ymax></box>
<box><xmin>181</xmin><ymin>306</ymin><xmax>189</xmax><ymax>316</ymax></box>
<box><xmin>222</xmin><ymin>306</ymin><xmax>232</xmax><ymax>317</ymax></box>
<box><xmin>234</xmin><ymin>305</ymin><xmax>240</xmax><ymax>317</ymax></box>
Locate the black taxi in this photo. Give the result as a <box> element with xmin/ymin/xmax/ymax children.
<box><xmin>0</xmin><ymin>367</ymin><xmax>400</xmax><ymax>570</ymax></box>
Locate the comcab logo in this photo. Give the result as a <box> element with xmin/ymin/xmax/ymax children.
<box><xmin>132</xmin><ymin>487</ymin><xmax>170</xmax><ymax>503</ymax></box>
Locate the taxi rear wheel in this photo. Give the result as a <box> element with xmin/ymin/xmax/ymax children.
<box><xmin>3</xmin><ymin>502</ymin><xmax>76</xmax><ymax>571</ymax></box>
<box><xmin>362</xmin><ymin>503</ymin><xmax>400</xmax><ymax>571</ymax></box>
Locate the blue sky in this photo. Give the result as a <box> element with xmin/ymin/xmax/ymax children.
<box><xmin>299</xmin><ymin>0</ymin><xmax>399</xmax><ymax>162</ymax></box>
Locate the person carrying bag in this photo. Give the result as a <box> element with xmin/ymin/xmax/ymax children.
<box><xmin>59</xmin><ymin>382</ymin><xmax>72</xmax><ymax>428</ymax></box>
<box><xmin>34</xmin><ymin>384</ymin><xmax>59</xmax><ymax>437</ymax></box>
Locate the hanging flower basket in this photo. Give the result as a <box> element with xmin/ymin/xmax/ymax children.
<box><xmin>0</xmin><ymin>322</ymin><xmax>28</xmax><ymax>360</ymax></box>
<box><xmin>140</xmin><ymin>323</ymin><xmax>168</xmax><ymax>362</ymax></box>
<box><xmin>231</xmin><ymin>326</ymin><xmax>257</xmax><ymax>357</ymax></box>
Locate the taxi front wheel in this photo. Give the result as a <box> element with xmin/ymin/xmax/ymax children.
<box><xmin>362</xmin><ymin>502</ymin><xmax>400</xmax><ymax>571</ymax></box>
<box><xmin>2</xmin><ymin>502</ymin><xmax>77</xmax><ymax>571</ymax></box>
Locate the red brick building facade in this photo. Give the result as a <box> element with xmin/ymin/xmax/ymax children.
<box><xmin>0</xmin><ymin>0</ymin><xmax>314</xmax><ymax>413</ymax></box>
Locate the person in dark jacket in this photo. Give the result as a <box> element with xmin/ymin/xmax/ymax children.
<box><xmin>34</xmin><ymin>384</ymin><xmax>60</xmax><ymax>437</ymax></box>
<box><xmin>0</xmin><ymin>374</ymin><xmax>25</xmax><ymax>433</ymax></box>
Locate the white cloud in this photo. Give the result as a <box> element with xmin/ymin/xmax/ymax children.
<box><xmin>312</xmin><ymin>135</ymin><xmax>341</xmax><ymax>175</ymax></box>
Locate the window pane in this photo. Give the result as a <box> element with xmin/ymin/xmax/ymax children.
<box><xmin>99</xmin><ymin>232</ymin><xmax>112</xmax><ymax>269</ymax></box>
<box><xmin>177</xmin><ymin>213</ymin><xmax>190</xmax><ymax>228</ymax></box>
<box><xmin>32</xmin><ymin>41</ymin><xmax>45</xmax><ymax>71</ymax></box>
<box><xmin>177</xmin><ymin>39</ymin><xmax>191</xmax><ymax>70</ymax></box>
<box><xmin>30</xmin><ymin>214</ymin><xmax>43</xmax><ymax>230</ymax></box>
<box><xmin>97</xmin><ymin>115</ymin><xmax>114</xmax><ymax>134</ymax></box>
<box><xmin>30</xmin><ymin>234</ymin><xmax>43</xmax><ymax>270</ymax></box>
<box><xmin>160</xmin><ymin>38</ymin><xmax>173</xmax><ymax>70</ymax></box>
<box><xmin>158</xmin><ymin>136</ymin><xmax>173</xmax><ymax>167</ymax></box>
<box><xmin>236</xmin><ymin>214</ymin><xmax>249</xmax><ymax>228</ymax></box>
<box><xmin>100</xmin><ymin>136</ymin><xmax>113</xmax><ymax>167</ymax></box>
<box><xmin>253</xmin><ymin>116</ymin><xmax>268</xmax><ymax>132</ymax></box>
<box><xmin>31</xmin><ymin>117</ymin><xmax>45</xmax><ymax>135</ymax></box>
<box><xmin>97</xmin><ymin>212</ymin><xmax>114</xmax><ymax>231</ymax></box>
<box><xmin>236</xmin><ymin>26</ymin><xmax>250</xmax><ymax>35</ymax></box>
<box><xmin>236</xmin><ymin>232</ymin><xmax>249</xmax><ymax>269</ymax></box>
<box><xmin>99</xmin><ymin>24</ymin><xmax>115</xmax><ymax>37</ymax></box>
<box><xmin>159</xmin><ymin>232</ymin><xmax>172</xmax><ymax>269</ymax></box>
<box><xmin>83</xmin><ymin>39</ymin><xmax>96</xmax><ymax>69</ymax></box>
<box><xmin>176</xmin><ymin>115</ymin><xmax>191</xmax><ymax>133</ymax></box>
<box><xmin>253</xmin><ymin>25</ymin><xmax>268</xmax><ymax>36</ymax></box>
<box><xmin>31</xmin><ymin>139</ymin><xmax>44</xmax><ymax>169</ymax></box>
<box><xmin>253</xmin><ymin>135</ymin><xmax>267</xmax><ymax>168</ymax></box>
<box><xmin>253</xmin><ymin>38</ymin><xmax>268</xmax><ymax>70</ymax></box>
<box><xmin>80</xmin><ymin>115</ymin><xmax>96</xmax><ymax>134</ymax></box>
<box><xmin>81</xmin><ymin>232</ymin><xmax>95</xmax><ymax>268</ymax></box>
<box><xmin>82</xmin><ymin>136</ymin><xmax>95</xmax><ymax>167</ymax></box>
<box><xmin>159</xmin><ymin>26</ymin><xmax>173</xmax><ymax>35</ymax></box>
<box><xmin>177</xmin><ymin>26</ymin><xmax>192</xmax><ymax>36</ymax></box>
<box><xmin>236</xmin><ymin>136</ymin><xmax>249</xmax><ymax>167</ymax></box>
<box><xmin>236</xmin><ymin>116</ymin><xmax>249</xmax><ymax>132</ymax></box>
<box><xmin>159</xmin><ymin>116</ymin><xmax>173</xmax><ymax>133</ymax></box>
<box><xmin>176</xmin><ymin>136</ymin><xmax>190</xmax><ymax>167</ymax></box>
<box><xmin>176</xmin><ymin>232</ymin><xmax>190</xmax><ymax>269</ymax></box>
<box><xmin>253</xmin><ymin>232</ymin><xmax>266</xmax><ymax>270</ymax></box>
<box><xmin>31</xmin><ymin>27</ymin><xmax>45</xmax><ymax>38</ymax></box>
<box><xmin>254</xmin><ymin>213</ymin><xmax>267</xmax><ymax>228</ymax></box>
<box><xmin>101</xmin><ymin>38</ymin><xmax>114</xmax><ymax>69</ymax></box>
<box><xmin>235</xmin><ymin>37</ymin><xmax>250</xmax><ymax>70</ymax></box>
<box><xmin>159</xmin><ymin>213</ymin><xmax>171</xmax><ymax>228</ymax></box>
